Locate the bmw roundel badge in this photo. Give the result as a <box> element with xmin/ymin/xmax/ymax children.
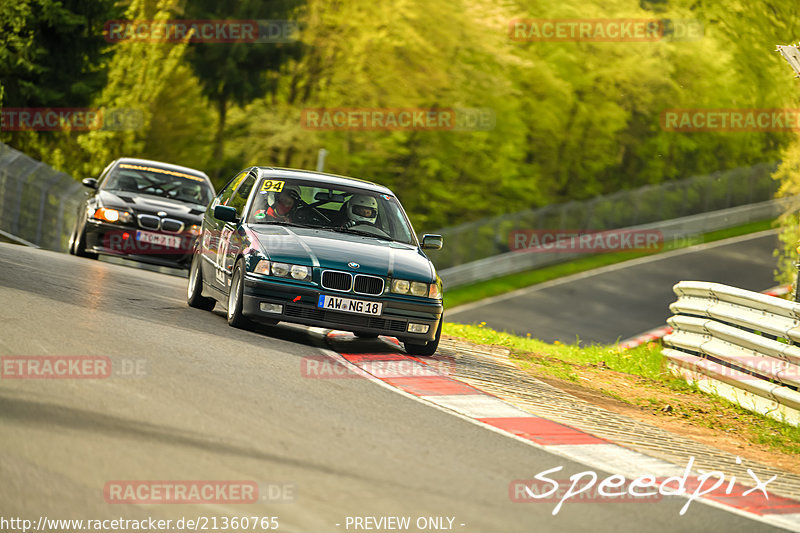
<box><xmin>348</xmin><ymin>262</ymin><xmax>360</xmax><ymax>269</ymax></box>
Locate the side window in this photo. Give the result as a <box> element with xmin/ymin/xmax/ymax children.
<box><xmin>214</xmin><ymin>170</ymin><xmax>250</xmax><ymax>210</ymax></box>
<box><xmin>228</xmin><ymin>173</ymin><xmax>257</xmax><ymax>216</ymax></box>
<box><xmin>96</xmin><ymin>161</ymin><xmax>117</xmax><ymax>188</ymax></box>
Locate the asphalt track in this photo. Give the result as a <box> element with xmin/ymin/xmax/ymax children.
<box><xmin>447</xmin><ymin>231</ymin><xmax>782</xmax><ymax>345</ymax></box>
<box><xmin>0</xmin><ymin>243</ymin><xmax>788</xmax><ymax>532</ymax></box>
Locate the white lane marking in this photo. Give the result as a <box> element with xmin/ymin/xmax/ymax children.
<box><xmin>548</xmin><ymin>444</ymin><xmax>685</xmax><ymax>478</ymax></box>
<box><xmin>762</xmin><ymin>513</ymin><xmax>800</xmax><ymax>532</ymax></box>
<box><xmin>448</xmin><ymin>229</ymin><xmax>779</xmax><ymax>316</ymax></box>
<box><xmin>420</xmin><ymin>394</ymin><xmax>534</xmax><ymax>419</ymax></box>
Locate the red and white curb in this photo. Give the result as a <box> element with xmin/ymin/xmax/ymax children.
<box><xmin>618</xmin><ymin>284</ymin><xmax>793</xmax><ymax>350</ymax></box>
<box><xmin>320</xmin><ymin>329</ymin><xmax>800</xmax><ymax>531</ymax></box>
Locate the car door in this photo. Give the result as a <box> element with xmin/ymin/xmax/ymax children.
<box><xmin>201</xmin><ymin>170</ymin><xmax>250</xmax><ymax>291</ymax></box>
<box><xmin>211</xmin><ymin>171</ymin><xmax>257</xmax><ymax>293</ymax></box>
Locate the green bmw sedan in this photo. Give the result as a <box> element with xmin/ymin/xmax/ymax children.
<box><xmin>187</xmin><ymin>167</ymin><xmax>444</xmax><ymax>356</ymax></box>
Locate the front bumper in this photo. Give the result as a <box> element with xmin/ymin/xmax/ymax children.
<box><xmin>84</xmin><ymin>220</ymin><xmax>195</xmax><ymax>269</ymax></box>
<box><xmin>241</xmin><ymin>275</ymin><xmax>442</xmax><ymax>342</ymax></box>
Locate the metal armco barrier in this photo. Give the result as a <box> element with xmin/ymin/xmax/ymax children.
<box><xmin>664</xmin><ymin>281</ymin><xmax>800</xmax><ymax>426</ymax></box>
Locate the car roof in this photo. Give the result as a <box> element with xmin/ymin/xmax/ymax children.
<box><xmin>114</xmin><ymin>157</ymin><xmax>211</xmax><ymax>181</ymax></box>
<box><xmin>255</xmin><ymin>167</ymin><xmax>395</xmax><ymax>195</ymax></box>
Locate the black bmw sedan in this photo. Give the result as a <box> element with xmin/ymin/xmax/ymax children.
<box><xmin>69</xmin><ymin>158</ymin><xmax>215</xmax><ymax>269</ymax></box>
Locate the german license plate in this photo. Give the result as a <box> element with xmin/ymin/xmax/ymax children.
<box><xmin>317</xmin><ymin>295</ymin><xmax>382</xmax><ymax>316</ymax></box>
<box><xmin>135</xmin><ymin>230</ymin><xmax>182</xmax><ymax>248</ymax></box>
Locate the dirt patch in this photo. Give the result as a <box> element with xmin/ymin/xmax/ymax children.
<box><xmin>512</xmin><ymin>352</ymin><xmax>800</xmax><ymax>475</ymax></box>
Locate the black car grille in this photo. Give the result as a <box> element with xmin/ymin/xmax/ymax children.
<box><xmin>135</xmin><ymin>215</ymin><xmax>185</xmax><ymax>233</ymax></box>
<box><xmin>285</xmin><ymin>305</ymin><xmax>406</xmax><ymax>332</ymax></box>
<box><xmin>321</xmin><ymin>271</ymin><xmax>352</xmax><ymax>291</ymax></box>
<box><xmin>353</xmin><ymin>274</ymin><xmax>384</xmax><ymax>295</ymax></box>
<box><xmin>161</xmin><ymin>218</ymin><xmax>184</xmax><ymax>233</ymax></box>
<box><xmin>137</xmin><ymin>214</ymin><xmax>160</xmax><ymax>230</ymax></box>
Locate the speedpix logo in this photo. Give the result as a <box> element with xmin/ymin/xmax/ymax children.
<box><xmin>510</xmin><ymin>457</ymin><xmax>776</xmax><ymax>516</ymax></box>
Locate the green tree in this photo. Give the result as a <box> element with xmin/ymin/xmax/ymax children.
<box><xmin>67</xmin><ymin>0</ymin><xmax>191</xmax><ymax>177</ymax></box>
<box><xmin>181</xmin><ymin>0</ymin><xmax>304</xmax><ymax>182</ymax></box>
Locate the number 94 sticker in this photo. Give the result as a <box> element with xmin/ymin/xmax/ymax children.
<box><xmin>261</xmin><ymin>180</ymin><xmax>284</xmax><ymax>192</ymax></box>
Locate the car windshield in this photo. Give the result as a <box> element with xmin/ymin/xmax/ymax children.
<box><xmin>103</xmin><ymin>162</ymin><xmax>213</xmax><ymax>205</ymax></box>
<box><xmin>247</xmin><ymin>177</ymin><xmax>416</xmax><ymax>245</ymax></box>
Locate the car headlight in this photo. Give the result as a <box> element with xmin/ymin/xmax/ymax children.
<box><xmin>253</xmin><ymin>260</ymin><xmax>312</xmax><ymax>282</ymax></box>
<box><xmin>392</xmin><ymin>279</ymin><xmax>410</xmax><ymax>294</ymax></box>
<box><xmin>271</xmin><ymin>262</ymin><xmax>290</xmax><ymax>276</ymax></box>
<box><xmin>410</xmin><ymin>281</ymin><xmax>428</xmax><ymax>296</ymax></box>
<box><xmin>91</xmin><ymin>207</ymin><xmax>133</xmax><ymax>224</ymax></box>
<box><xmin>187</xmin><ymin>224</ymin><xmax>201</xmax><ymax>235</ymax></box>
<box><xmin>290</xmin><ymin>265</ymin><xmax>311</xmax><ymax>281</ymax></box>
<box><xmin>391</xmin><ymin>278</ymin><xmax>439</xmax><ymax>298</ymax></box>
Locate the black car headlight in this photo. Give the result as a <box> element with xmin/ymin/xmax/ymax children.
<box><xmin>90</xmin><ymin>207</ymin><xmax>134</xmax><ymax>224</ymax></box>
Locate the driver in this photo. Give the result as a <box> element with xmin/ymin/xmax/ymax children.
<box><xmin>262</xmin><ymin>185</ymin><xmax>301</xmax><ymax>222</ymax></box>
<box><xmin>342</xmin><ymin>194</ymin><xmax>378</xmax><ymax>228</ymax></box>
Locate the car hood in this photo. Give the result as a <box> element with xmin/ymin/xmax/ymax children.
<box><xmin>97</xmin><ymin>190</ymin><xmax>205</xmax><ymax>218</ymax></box>
<box><xmin>249</xmin><ymin>225</ymin><xmax>435</xmax><ymax>281</ymax></box>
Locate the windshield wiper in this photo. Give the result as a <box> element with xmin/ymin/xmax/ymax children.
<box><xmin>251</xmin><ymin>220</ymin><xmax>316</xmax><ymax>229</ymax></box>
<box><xmin>330</xmin><ymin>227</ymin><xmax>395</xmax><ymax>242</ymax></box>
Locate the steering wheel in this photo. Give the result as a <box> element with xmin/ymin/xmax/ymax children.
<box><xmin>346</xmin><ymin>221</ymin><xmax>391</xmax><ymax>238</ymax></box>
<box><xmin>295</xmin><ymin>205</ymin><xmax>331</xmax><ymax>225</ymax></box>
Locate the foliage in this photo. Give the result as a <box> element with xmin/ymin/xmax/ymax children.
<box><xmin>5</xmin><ymin>0</ymin><xmax>800</xmax><ymax>233</ymax></box>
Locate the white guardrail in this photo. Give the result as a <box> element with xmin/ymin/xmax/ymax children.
<box><xmin>439</xmin><ymin>197</ymin><xmax>793</xmax><ymax>288</ymax></box>
<box><xmin>663</xmin><ymin>281</ymin><xmax>800</xmax><ymax>426</ymax></box>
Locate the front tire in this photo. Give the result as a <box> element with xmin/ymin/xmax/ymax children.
<box><xmin>187</xmin><ymin>252</ymin><xmax>216</xmax><ymax>311</ymax></box>
<box><xmin>403</xmin><ymin>317</ymin><xmax>442</xmax><ymax>357</ymax></box>
<box><xmin>72</xmin><ymin>221</ymin><xmax>99</xmax><ymax>259</ymax></box>
<box><xmin>227</xmin><ymin>259</ymin><xmax>252</xmax><ymax>329</ymax></box>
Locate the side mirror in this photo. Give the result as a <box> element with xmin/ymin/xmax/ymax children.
<box><xmin>214</xmin><ymin>205</ymin><xmax>239</xmax><ymax>224</ymax></box>
<box><xmin>421</xmin><ymin>234</ymin><xmax>443</xmax><ymax>250</ymax></box>
<box><xmin>81</xmin><ymin>178</ymin><xmax>98</xmax><ymax>189</ymax></box>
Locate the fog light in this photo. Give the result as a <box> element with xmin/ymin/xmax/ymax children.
<box><xmin>407</xmin><ymin>323</ymin><xmax>430</xmax><ymax>334</ymax></box>
<box><xmin>260</xmin><ymin>303</ymin><xmax>283</xmax><ymax>314</ymax></box>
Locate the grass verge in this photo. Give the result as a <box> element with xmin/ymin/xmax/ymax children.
<box><xmin>444</xmin><ymin>219</ymin><xmax>775</xmax><ymax>310</ymax></box>
<box><xmin>443</xmin><ymin>321</ymin><xmax>800</xmax><ymax>461</ymax></box>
